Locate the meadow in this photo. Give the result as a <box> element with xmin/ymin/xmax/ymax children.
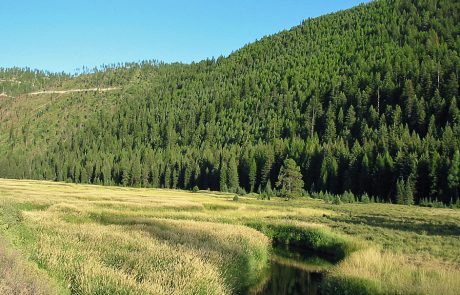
<box><xmin>1</xmin><ymin>178</ymin><xmax>459</xmax><ymax>294</ymax></box>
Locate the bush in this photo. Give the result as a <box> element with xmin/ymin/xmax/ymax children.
<box><xmin>257</xmin><ymin>193</ymin><xmax>271</xmax><ymax>200</ymax></box>
<box><xmin>332</xmin><ymin>195</ymin><xmax>342</xmax><ymax>205</ymax></box>
<box><xmin>419</xmin><ymin>198</ymin><xmax>445</xmax><ymax>208</ymax></box>
<box><xmin>455</xmin><ymin>199</ymin><xmax>460</xmax><ymax>209</ymax></box>
<box><xmin>235</xmin><ymin>186</ymin><xmax>247</xmax><ymax>196</ymax></box>
<box><xmin>361</xmin><ymin>193</ymin><xmax>370</xmax><ymax>204</ymax></box>
<box><xmin>300</xmin><ymin>190</ymin><xmax>310</xmax><ymax>198</ymax></box>
<box><xmin>342</xmin><ymin>191</ymin><xmax>356</xmax><ymax>203</ymax></box>
<box><xmin>277</xmin><ymin>188</ymin><xmax>293</xmax><ymax>200</ymax></box>
<box><xmin>233</xmin><ymin>195</ymin><xmax>239</xmax><ymax>202</ymax></box>
<box><xmin>192</xmin><ymin>186</ymin><xmax>199</xmax><ymax>193</ymax></box>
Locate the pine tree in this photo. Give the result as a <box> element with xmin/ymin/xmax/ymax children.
<box><xmin>276</xmin><ymin>158</ymin><xmax>304</xmax><ymax>198</ymax></box>
<box><xmin>261</xmin><ymin>148</ymin><xmax>274</xmax><ymax>188</ymax></box>
<box><xmin>264</xmin><ymin>179</ymin><xmax>273</xmax><ymax>197</ymax></box>
<box><xmin>171</xmin><ymin>166</ymin><xmax>178</xmax><ymax>189</ymax></box>
<box><xmin>448</xmin><ymin>150</ymin><xmax>460</xmax><ymax>202</ymax></box>
<box><xmin>131</xmin><ymin>160</ymin><xmax>142</xmax><ymax>187</ymax></box>
<box><xmin>121</xmin><ymin>165</ymin><xmax>130</xmax><ymax>187</ymax></box>
<box><xmin>396</xmin><ymin>177</ymin><xmax>413</xmax><ymax>205</ymax></box>
<box><xmin>227</xmin><ymin>156</ymin><xmax>239</xmax><ymax>191</ymax></box>
<box><xmin>248</xmin><ymin>158</ymin><xmax>257</xmax><ymax>192</ymax></box>
<box><xmin>80</xmin><ymin>166</ymin><xmax>89</xmax><ymax>184</ymax></box>
<box><xmin>219</xmin><ymin>161</ymin><xmax>228</xmax><ymax>192</ymax></box>
<box><xmin>396</xmin><ymin>178</ymin><xmax>406</xmax><ymax>205</ymax></box>
<box><xmin>141</xmin><ymin>163</ymin><xmax>150</xmax><ymax>187</ymax></box>
<box><xmin>405</xmin><ymin>178</ymin><xmax>414</xmax><ymax>205</ymax></box>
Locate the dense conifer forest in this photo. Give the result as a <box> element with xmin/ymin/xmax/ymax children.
<box><xmin>0</xmin><ymin>0</ymin><xmax>459</xmax><ymax>205</ymax></box>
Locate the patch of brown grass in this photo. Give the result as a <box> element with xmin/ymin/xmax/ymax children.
<box><xmin>0</xmin><ymin>237</ymin><xmax>61</xmax><ymax>295</ymax></box>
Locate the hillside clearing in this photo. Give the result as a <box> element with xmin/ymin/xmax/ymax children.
<box><xmin>26</xmin><ymin>87</ymin><xmax>122</xmax><ymax>96</ymax></box>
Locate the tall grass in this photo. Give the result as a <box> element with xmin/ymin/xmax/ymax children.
<box><xmin>1</xmin><ymin>179</ymin><xmax>460</xmax><ymax>294</ymax></box>
<box><xmin>3</xmin><ymin>200</ymin><xmax>269</xmax><ymax>294</ymax></box>
<box><xmin>322</xmin><ymin>248</ymin><xmax>460</xmax><ymax>295</ymax></box>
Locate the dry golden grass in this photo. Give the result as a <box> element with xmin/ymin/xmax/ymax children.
<box><xmin>1</xmin><ymin>178</ymin><xmax>460</xmax><ymax>294</ymax></box>
<box><xmin>329</xmin><ymin>248</ymin><xmax>460</xmax><ymax>295</ymax></box>
<box><xmin>1</xmin><ymin>179</ymin><xmax>272</xmax><ymax>294</ymax></box>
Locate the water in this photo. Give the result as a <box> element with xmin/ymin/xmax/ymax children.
<box><xmin>247</xmin><ymin>244</ymin><xmax>333</xmax><ymax>295</ymax></box>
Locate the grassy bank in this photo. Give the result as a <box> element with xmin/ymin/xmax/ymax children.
<box><xmin>1</xmin><ymin>179</ymin><xmax>459</xmax><ymax>294</ymax></box>
<box><xmin>322</xmin><ymin>248</ymin><xmax>460</xmax><ymax>295</ymax></box>
<box><xmin>247</xmin><ymin>221</ymin><xmax>365</xmax><ymax>261</ymax></box>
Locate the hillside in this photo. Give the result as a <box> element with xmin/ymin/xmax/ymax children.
<box><xmin>1</xmin><ymin>0</ymin><xmax>459</xmax><ymax>204</ymax></box>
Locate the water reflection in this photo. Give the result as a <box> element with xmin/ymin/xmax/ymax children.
<box><xmin>247</xmin><ymin>245</ymin><xmax>333</xmax><ymax>295</ymax></box>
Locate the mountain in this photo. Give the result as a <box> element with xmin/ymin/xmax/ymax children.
<box><xmin>0</xmin><ymin>0</ymin><xmax>459</xmax><ymax>204</ymax></box>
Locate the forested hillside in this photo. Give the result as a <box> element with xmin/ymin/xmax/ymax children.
<box><xmin>1</xmin><ymin>0</ymin><xmax>459</xmax><ymax>205</ymax></box>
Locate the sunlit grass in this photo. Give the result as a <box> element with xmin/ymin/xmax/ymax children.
<box><xmin>323</xmin><ymin>248</ymin><xmax>460</xmax><ymax>295</ymax></box>
<box><xmin>1</xmin><ymin>178</ymin><xmax>460</xmax><ymax>294</ymax></box>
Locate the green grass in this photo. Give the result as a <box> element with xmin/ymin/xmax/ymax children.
<box><xmin>246</xmin><ymin>221</ymin><xmax>365</xmax><ymax>261</ymax></box>
<box><xmin>0</xmin><ymin>179</ymin><xmax>459</xmax><ymax>294</ymax></box>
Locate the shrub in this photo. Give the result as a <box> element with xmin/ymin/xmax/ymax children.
<box><xmin>235</xmin><ymin>186</ymin><xmax>247</xmax><ymax>196</ymax></box>
<box><xmin>192</xmin><ymin>185</ymin><xmax>199</xmax><ymax>193</ymax></box>
<box><xmin>361</xmin><ymin>193</ymin><xmax>370</xmax><ymax>204</ymax></box>
<box><xmin>342</xmin><ymin>191</ymin><xmax>356</xmax><ymax>203</ymax></box>
<box><xmin>300</xmin><ymin>189</ymin><xmax>310</xmax><ymax>198</ymax></box>
<box><xmin>332</xmin><ymin>195</ymin><xmax>342</xmax><ymax>205</ymax></box>
<box><xmin>419</xmin><ymin>198</ymin><xmax>445</xmax><ymax>208</ymax></box>
<box><xmin>233</xmin><ymin>195</ymin><xmax>239</xmax><ymax>202</ymax></box>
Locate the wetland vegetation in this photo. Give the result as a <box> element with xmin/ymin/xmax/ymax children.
<box><xmin>1</xmin><ymin>179</ymin><xmax>459</xmax><ymax>294</ymax></box>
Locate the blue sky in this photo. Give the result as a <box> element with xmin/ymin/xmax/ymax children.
<box><xmin>0</xmin><ymin>0</ymin><xmax>369</xmax><ymax>73</ymax></box>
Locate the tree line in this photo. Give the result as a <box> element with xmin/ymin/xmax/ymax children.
<box><xmin>0</xmin><ymin>0</ymin><xmax>459</xmax><ymax>205</ymax></box>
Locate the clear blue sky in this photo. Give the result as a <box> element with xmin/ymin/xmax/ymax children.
<box><xmin>0</xmin><ymin>0</ymin><xmax>369</xmax><ymax>73</ymax></box>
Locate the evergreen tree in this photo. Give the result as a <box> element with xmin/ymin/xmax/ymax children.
<box><xmin>219</xmin><ymin>161</ymin><xmax>228</xmax><ymax>192</ymax></box>
<box><xmin>264</xmin><ymin>179</ymin><xmax>273</xmax><ymax>197</ymax></box>
<box><xmin>80</xmin><ymin>167</ymin><xmax>89</xmax><ymax>184</ymax></box>
<box><xmin>131</xmin><ymin>160</ymin><xmax>141</xmax><ymax>187</ymax></box>
<box><xmin>448</xmin><ymin>150</ymin><xmax>460</xmax><ymax>202</ymax></box>
<box><xmin>396</xmin><ymin>178</ymin><xmax>413</xmax><ymax>205</ymax></box>
<box><xmin>121</xmin><ymin>166</ymin><xmax>130</xmax><ymax>187</ymax></box>
<box><xmin>276</xmin><ymin>158</ymin><xmax>304</xmax><ymax>198</ymax></box>
<box><xmin>405</xmin><ymin>178</ymin><xmax>414</xmax><ymax>205</ymax></box>
<box><xmin>248</xmin><ymin>158</ymin><xmax>257</xmax><ymax>192</ymax></box>
<box><xmin>396</xmin><ymin>178</ymin><xmax>406</xmax><ymax>205</ymax></box>
<box><xmin>227</xmin><ymin>156</ymin><xmax>239</xmax><ymax>191</ymax></box>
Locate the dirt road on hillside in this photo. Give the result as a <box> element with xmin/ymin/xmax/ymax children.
<box><xmin>27</xmin><ymin>87</ymin><xmax>121</xmax><ymax>96</ymax></box>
